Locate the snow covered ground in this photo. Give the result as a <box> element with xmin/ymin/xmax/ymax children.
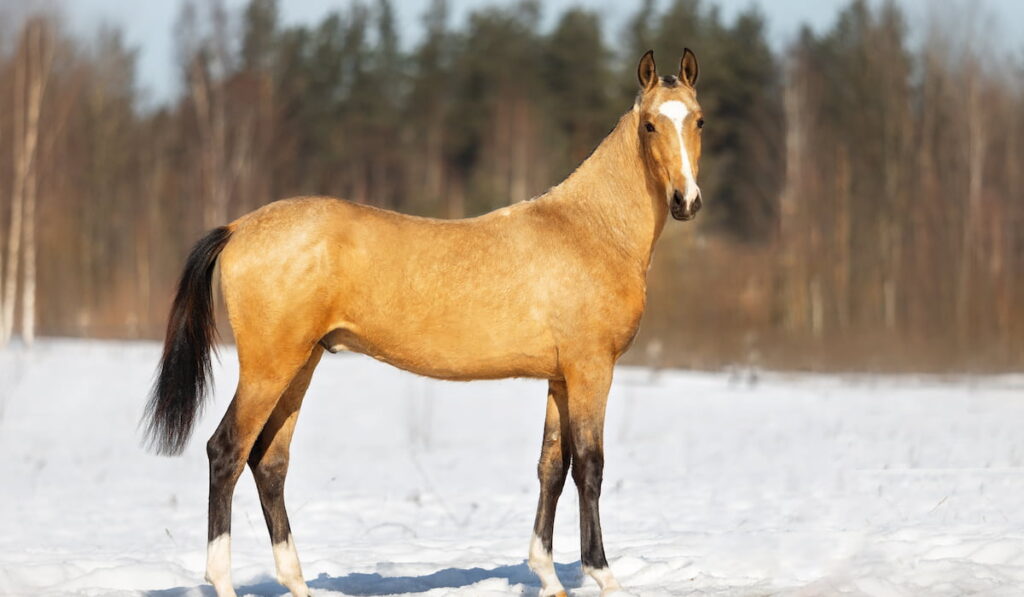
<box><xmin>2</xmin><ymin>339</ymin><xmax>1024</xmax><ymax>596</ymax></box>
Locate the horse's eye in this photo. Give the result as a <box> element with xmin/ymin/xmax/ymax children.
<box><xmin>645</xmin><ymin>122</ymin><xmax>656</xmax><ymax>133</ymax></box>
<box><xmin>697</xmin><ymin>118</ymin><xmax>705</xmax><ymax>129</ymax></box>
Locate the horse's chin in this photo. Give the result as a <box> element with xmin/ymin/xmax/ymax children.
<box><xmin>671</xmin><ymin>207</ymin><xmax>695</xmax><ymax>221</ymax></box>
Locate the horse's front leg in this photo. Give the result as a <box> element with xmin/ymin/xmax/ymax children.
<box><xmin>528</xmin><ymin>380</ymin><xmax>572</xmax><ymax>597</ymax></box>
<box><xmin>565</xmin><ymin>359</ymin><xmax>623</xmax><ymax>595</ymax></box>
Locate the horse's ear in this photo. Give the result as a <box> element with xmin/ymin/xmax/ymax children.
<box><xmin>680</xmin><ymin>48</ymin><xmax>699</xmax><ymax>87</ymax></box>
<box><xmin>637</xmin><ymin>50</ymin><xmax>658</xmax><ymax>91</ymax></box>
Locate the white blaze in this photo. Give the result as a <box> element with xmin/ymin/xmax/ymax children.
<box><xmin>657</xmin><ymin>100</ymin><xmax>700</xmax><ymax>206</ymax></box>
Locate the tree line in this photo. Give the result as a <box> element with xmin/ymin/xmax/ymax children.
<box><xmin>0</xmin><ymin>0</ymin><xmax>1020</xmax><ymax>371</ymax></box>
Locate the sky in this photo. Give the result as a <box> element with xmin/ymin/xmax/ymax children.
<box><xmin>37</xmin><ymin>0</ymin><xmax>1024</xmax><ymax>107</ymax></box>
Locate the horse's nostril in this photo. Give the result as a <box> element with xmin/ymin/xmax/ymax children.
<box><xmin>693</xmin><ymin>195</ymin><xmax>702</xmax><ymax>211</ymax></box>
<box><xmin>672</xmin><ymin>190</ymin><xmax>684</xmax><ymax>207</ymax></box>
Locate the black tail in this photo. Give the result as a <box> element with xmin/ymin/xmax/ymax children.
<box><xmin>143</xmin><ymin>226</ymin><xmax>232</xmax><ymax>455</ymax></box>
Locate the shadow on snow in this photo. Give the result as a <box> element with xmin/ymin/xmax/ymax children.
<box><xmin>146</xmin><ymin>560</ymin><xmax>585</xmax><ymax>596</ymax></box>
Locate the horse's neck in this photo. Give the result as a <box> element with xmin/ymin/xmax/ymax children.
<box><xmin>546</xmin><ymin>110</ymin><xmax>667</xmax><ymax>272</ymax></box>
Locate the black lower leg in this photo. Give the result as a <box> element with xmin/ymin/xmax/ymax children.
<box><xmin>249</xmin><ymin>438</ymin><xmax>292</xmax><ymax>545</ymax></box>
<box><xmin>533</xmin><ymin>424</ymin><xmax>571</xmax><ymax>552</ymax></box>
<box><xmin>207</xmin><ymin>412</ymin><xmax>242</xmax><ymax>542</ymax></box>
<box><xmin>573</xmin><ymin>447</ymin><xmax>608</xmax><ymax>570</ymax></box>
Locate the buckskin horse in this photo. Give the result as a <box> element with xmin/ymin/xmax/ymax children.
<box><xmin>145</xmin><ymin>49</ymin><xmax>703</xmax><ymax>597</ymax></box>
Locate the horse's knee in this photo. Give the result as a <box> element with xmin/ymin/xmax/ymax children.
<box><xmin>207</xmin><ymin>427</ymin><xmax>241</xmax><ymax>482</ymax></box>
<box><xmin>207</xmin><ymin>421</ymin><xmax>247</xmax><ymax>542</ymax></box>
<box><xmin>206</xmin><ymin>432</ymin><xmax>224</xmax><ymax>462</ymax></box>
<box><xmin>252</xmin><ymin>453</ymin><xmax>288</xmax><ymax>488</ymax></box>
<box><xmin>538</xmin><ymin>433</ymin><xmax>569</xmax><ymax>486</ymax></box>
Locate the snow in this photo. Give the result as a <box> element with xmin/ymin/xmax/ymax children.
<box><xmin>2</xmin><ymin>339</ymin><xmax>1024</xmax><ymax>596</ymax></box>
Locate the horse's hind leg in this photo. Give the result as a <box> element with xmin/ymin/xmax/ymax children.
<box><xmin>204</xmin><ymin>343</ymin><xmax>316</xmax><ymax>597</ymax></box>
<box><xmin>247</xmin><ymin>345</ymin><xmax>324</xmax><ymax>597</ymax></box>
<box><xmin>528</xmin><ymin>380</ymin><xmax>572</xmax><ymax>597</ymax></box>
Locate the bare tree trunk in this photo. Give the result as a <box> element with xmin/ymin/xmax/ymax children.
<box><xmin>493</xmin><ymin>96</ymin><xmax>511</xmax><ymax>205</ymax></box>
<box><xmin>425</xmin><ymin>122</ymin><xmax>444</xmax><ymax>208</ymax></box>
<box><xmin>834</xmin><ymin>145</ymin><xmax>851</xmax><ymax>331</ymax></box>
<box><xmin>22</xmin><ymin>163</ymin><xmax>37</xmax><ymax>346</ymax></box>
<box><xmin>956</xmin><ymin>66</ymin><xmax>986</xmax><ymax>349</ymax></box>
<box><xmin>20</xmin><ymin>21</ymin><xmax>54</xmax><ymax>347</ymax></box>
<box><xmin>810</xmin><ymin>276</ymin><xmax>824</xmax><ymax>340</ymax></box>
<box><xmin>137</xmin><ymin>149</ymin><xmax>165</xmax><ymax>337</ymax></box>
<box><xmin>190</xmin><ymin>57</ymin><xmax>229</xmax><ymax>229</ymax></box>
<box><xmin>780</xmin><ymin>63</ymin><xmax>809</xmax><ymax>334</ymax></box>
<box><xmin>916</xmin><ymin>45</ymin><xmax>941</xmax><ymax>338</ymax></box>
<box><xmin>2</xmin><ymin>46</ymin><xmax>28</xmax><ymax>346</ymax></box>
<box><xmin>1004</xmin><ymin>99</ymin><xmax>1022</xmax><ymax>357</ymax></box>
<box><xmin>510</xmin><ymin>98</ymin><xmax>529</xmax><ymax>204</ymax></box>
<box><xmin>229</xmin><ymin>112</ymin><xmax>254</xmax><ymax>213</ymax></box>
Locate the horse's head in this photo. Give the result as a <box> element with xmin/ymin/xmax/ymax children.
<box><xmin>634</xmin><ymin>49</ymin><xmax>703</xmax><ymax>221</ymax></box>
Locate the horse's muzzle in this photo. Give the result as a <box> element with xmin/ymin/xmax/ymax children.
<box><xmin>671</xmin><ymin>189</ymin><xmax>701</xmax><ymax>221</ymax></box>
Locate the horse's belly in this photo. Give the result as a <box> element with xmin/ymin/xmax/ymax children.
<box><xmin>321</xmin><ymin>322</ymin><xmax>558</xmax><ymax>381</ymax></box>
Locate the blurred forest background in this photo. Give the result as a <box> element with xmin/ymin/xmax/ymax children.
<box><xmin>0</xmin><ymin>0</ymin><xmax>1021</xmax><ymax>372</ymax></box>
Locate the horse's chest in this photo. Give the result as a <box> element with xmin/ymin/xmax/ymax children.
<box><xmin>554</xmin><ymin>277</ymin><xmax>647</xmax><ymax>352</ymax></box>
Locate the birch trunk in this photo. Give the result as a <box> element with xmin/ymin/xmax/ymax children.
<box><xmin>2</xmin><ymin>49</ymin><xmax>27</xmax><ymax>346</ymax></box>
<box><xmin>21</xmin><ymin>22</ymin><xmax>54</xmax><ymax>346</ymax></box>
